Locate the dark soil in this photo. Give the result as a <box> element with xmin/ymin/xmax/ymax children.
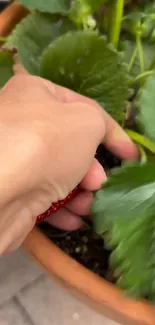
<box><xmin>39</xmin><ymin>145</ymin><xmax>120</xmax><ymax>282</ymax></box>
<box><xmin>40</xmin><ymin>222</ymin><xmax>116</xmax><ymax>281</ymax></box>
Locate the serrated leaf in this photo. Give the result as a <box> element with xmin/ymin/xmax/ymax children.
<box><xmin>93</xmin><ymin>162</ymin><xmax>155</xmax><ymax>232</ymax></box>
<box><xmin>18</xmin><ymin>0</ymin><xmax>70</xmax><ymax>14</ymax></box>
<box><xmin>4</xmin><ymin>13</ymin><xmax>75</xmax><ymax>75</ymax></box>
<box><xmin>137</xmin><ymin>73</ymin><xmax>155</xmax><ymax>142</ymax></box>
<box><xmin>40</xmin><ymin>31</ymin><xmax>129</xmax><ymax>122</ymax></box>
<box><xmin>92</xmin><ymin>162</ymin><xmax>155</xmax><ymax>298</ymax></box>
<box><xmin>111</xmin><ymin>215</ymin><xmax>153</xmax><ymax>296</ymax></box>
<box><xmin>0</xmin><ymin>51</ymin><xmax>14</xmax><ymax>88</ymax></box>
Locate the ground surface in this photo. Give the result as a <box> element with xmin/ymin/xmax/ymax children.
<box><xmin>0</xmin><ymin>249</ymin><xmax>121</xmax><ymax>325</ymax></box>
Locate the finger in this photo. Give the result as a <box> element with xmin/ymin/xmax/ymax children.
<box><xmin>46</xmin><ymin>82</ymin><xmax>139</xmax><ymax>160</ymax></box>
<box><xmin>102</xmin><ymin>110</ymin><xmax>139</xmax><ymax>160</ymax></box>
<box><xmin>47</xmin><ymin>208</ymin><xmax>83</xmax><ymax>231</ymax></box>
<box><xmin>51</xmin><ymin>85</ymin><xmax>139</xmax><ymax>161</ymax></box>
<box><xmin>66</xmin><ymin>191</ymin><xmax>93</xmax><ymax>216</ymax></box>
<box><xmin>80</xmin><ymin>158</ymin><xmax>106</xmax><ymax>191</ymax></box>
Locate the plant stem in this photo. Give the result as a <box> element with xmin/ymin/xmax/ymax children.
<box><xmin>130</xmin><ymin>70</ymin><xmax>153</xmax><ymax>85</ymax></box>
<box><xmin>109</xmin><ymin>0</ymin><xmax>124</xmax><ymax>48</ymax></box>
<box><xmin>128</xmin><ymin>45</ymin><xmax>137</xmax><ymax>73</ymax></box>
<box><xmin>149</xmin><ymin>56</ymin><xmax>155</xmax><ymax>70</ymax></box>
<box><xmin>136</xmin><ymin>32</ymin><xmax>144</xmax><ymax>73</ymax></box>
<box><xmin>138</xmin><ymin>145</ymin><xmax>147</xmax><ymax>164</ymax></box>
<box><xmin>0</xmin><ymin>36</ymin><xmax>8</xmax><ymax>42</ymax></box>
<box><xmin>126</xmin><ymin>129</ymin><xmax>155</xmax><ymax>154</ymax></box>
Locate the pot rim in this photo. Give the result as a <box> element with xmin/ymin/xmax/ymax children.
<box><xmin>0</xmin><ymin>3</ymin><xmax>155</xmax><ymax>325</ymax></box>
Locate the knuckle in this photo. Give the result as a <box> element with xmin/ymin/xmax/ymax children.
<box><xmin>25</xmin><ymin>131</ymin><xmax>45</xmax><ymax>159</ymax></box>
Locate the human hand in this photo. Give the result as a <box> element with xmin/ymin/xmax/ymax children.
<box><xmin>0</xmin><ymin>71</ymin><xmax>138</xmax><ymax>254</ymax></box>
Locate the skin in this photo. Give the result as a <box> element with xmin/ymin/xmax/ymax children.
<box><xmin>0</xmin><ymin>65</ymin><xmax>138</xmax><ymax>255</ymax></box>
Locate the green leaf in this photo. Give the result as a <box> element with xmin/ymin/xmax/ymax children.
<box><xmin>4</xmin><ymin>13</ymin><xmax>75</xmax><ymax>75</ymax></box>
<box><xmin>110</xmin><ymin>216</ymin><xmax>153</xmax><ymax>299</ymax></box>
<box><xmin>93</xmin><ymin>162</ymin><xmax>155</xmax><ymax>232</ymax></box>
<box><xmin>40</xmin><ymin>31</ymin><xmax>129</xmax><ymax>122</ymax></box>
<box><xmin>0</xmin><ymin>51</ymin><xmax>14</xmax><ymax>88</ymax></box>
<box><xmin>92</xmin><ymin>162</ymin><xmax>155</xmax><ymax>298</ymax></box>
<box><xmin>18</xmin><ymin>0</ymin><xmax>70</xmax><ymax>14</ymax></box>
<box><xmin>137</xmin><ymin>73</ymin><xmax>155</xmax><ymax>142</ymax></box>
<box><xmin>126</xmin><ymin>129</ymin><xmax>155</xmax><ymax>154</ymax></box>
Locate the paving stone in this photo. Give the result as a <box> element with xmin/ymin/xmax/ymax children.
<box><xmin>0</xmin><ymin>249</ymin><xmax>42</xmax><ymax>304</ymax></box>
<box><xmin>17</xmin><ymin>276</ymin><xmax>120</xmax><ymax>325</ymax></box>
<box><xmin>0</xmin><ymin>299</ymin><xmax>32</xmax><ymax>325</ymax></box>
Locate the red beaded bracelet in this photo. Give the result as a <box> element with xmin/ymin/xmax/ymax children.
<box><xmin>36</xmin><ymin>186</ymin><xmax>79</xmax><ymax>225</ymax></box>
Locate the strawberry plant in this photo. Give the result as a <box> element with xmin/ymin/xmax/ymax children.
<box><xmin>1</xmin><ymin>0</ymin><xmax>155</xmax><ymax>302</ymax></box>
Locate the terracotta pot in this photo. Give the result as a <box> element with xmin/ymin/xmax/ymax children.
<box><xmin>0</xmin><ymin>2</ymin><xmax>28</xmax><ymax>37</ymax></box>
<box><xmin>0</xmin><ymin>3</ymin><xmax>155</xmax><ymax>325</ymax></box>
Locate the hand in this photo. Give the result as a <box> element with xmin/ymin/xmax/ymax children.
<box><xmin>0</xmin><ymin>71</ymin><xmax>138</xmax><ymax>254</ymax></box>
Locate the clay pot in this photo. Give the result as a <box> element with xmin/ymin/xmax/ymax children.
<box><xmin>0</xmin><ymin>2</ymin><xmax>28</xmax><ymax>37</ymax></box>
<box><xmin>0</xmin><ymin>3</ymin><xmax>155</xmax><ymax>325</ymax></box>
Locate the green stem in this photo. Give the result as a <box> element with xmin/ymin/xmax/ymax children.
<box><xmin>0</xmin><ymin>36</ymin><xmax>8</xmax><ymax>42</ymax></box>
<box><xmin>138</xmin><ymin>145</ymin><xmax>148</xmax><ymax>164</ymax></box>
<box><xmin>130</xmin><ymin>70</ymin><xmax>153</xmax><ymax>85</ymax></box>
<box><xmin>128</xmin><ymin>45</ymin><xmax>138</xmax><ymax>73</ymax></box>
<box><xmin>126</xmin><ymin>129</ymin><xmax>155</xmax><ymax>154</ymax></box>
<box><xmin>149</xmin><ymin>56</ymin><xmax>155</xmax><ymax>71</ymax></box>
<box><xmin>136</xmin><ymin>32</ymin><xmax>144</xmax><ymax>73</ymax></box>
<box><xmin>109</xmin><ymin>0</ymin><xmax>124</xmax><ymax>48</ymax></box>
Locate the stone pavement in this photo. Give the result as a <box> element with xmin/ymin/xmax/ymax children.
<box><xmin>0</xmin><ymin>249</ymin><xmax>121</xmax><ymax>325</ymax></box>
